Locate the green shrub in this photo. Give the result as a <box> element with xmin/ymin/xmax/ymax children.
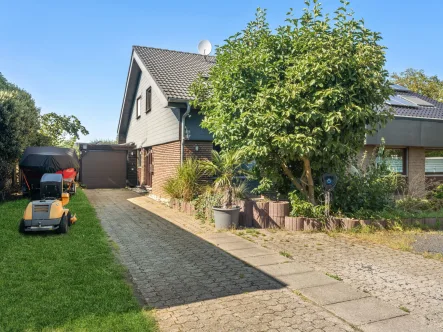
<box><xmin>332</xmin><ymin>151</ymin><xmax>399</xmax><ymax>217</ymax></box>
<box><xmin>289</xmin><ymin>191</ymin><xmax>325</xmax><ymax>218</ymax></box>
<box><xmin>162</xmin><ymin>158</ymin><xmax>204</xmax><ymax>202</ymax></box>
<box><xmin>432</xmin><ymin>184</ymin><xmax>443</xmax><ymax>199</ymax></box>
<box><xmin>395</xmin><ymin>197</ymin><xmax>432</xmax><ymax>213</ymax></box>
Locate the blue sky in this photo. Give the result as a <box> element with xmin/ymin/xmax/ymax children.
<box><xmin>1</xmin><ymin>0</ymin><xmax>442</xmax><ymax>141</ymax></box>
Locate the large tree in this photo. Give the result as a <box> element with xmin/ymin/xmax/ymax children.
<box><xmin>391</xmin><ymin>68</ymin><xmax>443</xmax><ymax>103</ymax></box>
<box><xmin>191</xmin><ymin>0</ymin><xmax>393</xmax><ymax>204</ymax></box>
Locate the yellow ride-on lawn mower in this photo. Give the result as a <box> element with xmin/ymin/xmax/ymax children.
<box><xmin>19</xmin><ymin>173</ymin><xmax>77</xmax><ymax>234</ymax></box>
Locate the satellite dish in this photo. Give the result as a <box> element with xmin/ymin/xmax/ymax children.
<box><xmin>198</xmin><ymin>40</ymin><xmax>212</xmax><ymax>56</ymax></box>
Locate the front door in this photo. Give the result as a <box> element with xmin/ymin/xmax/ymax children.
<box><xmin>145</xmin><ymin>148</ymin><xmax>153</xmax><ymax>187</ymax></box>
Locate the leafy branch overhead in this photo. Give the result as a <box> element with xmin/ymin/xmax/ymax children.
<box><xmin>40</xmin><ymin>113</ymin><xmax>89</xmax><ymax>148</ymax></box>
<box><xmin>191</xmin><ymin>0</ymin><xmax>393</xmax><ymax>204</ymax></box>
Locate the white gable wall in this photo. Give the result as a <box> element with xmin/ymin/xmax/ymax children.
<box><xmin>126</xmin><ymin>53</ymin><xmax>180</xmax><ymax>148</ymax></box>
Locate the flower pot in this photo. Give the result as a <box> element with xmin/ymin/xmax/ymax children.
<box><xmin>213</xmin><ymin>206</ymin><xmax>241</xmax><ymax>230</ymax></box>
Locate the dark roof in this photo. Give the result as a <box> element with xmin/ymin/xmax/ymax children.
<box><xmin>133</xmin><ymin>46</ymin><xmax>215</xmax><ymax>101</ymax></box>
<box><xmin>387</xmin><ymin>86</ymin><xmax>443</xmax><ymax>120</ymax></box>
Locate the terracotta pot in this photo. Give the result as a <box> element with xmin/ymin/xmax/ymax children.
<box><xmin>268</xmin><ymin>201</ymin><xmax>290</xmax><ymax>229</ymax></box>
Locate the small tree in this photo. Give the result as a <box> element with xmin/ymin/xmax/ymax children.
<box><xmin>200</xmin><ymin>150</ymin><xmax>244</xmax><ymax>208</ymax></box>
<box><xmin>191</xmin><ymin>0</ymin><xmax>393</xmax><ymax>205</ymax></box>
<box><xmin>391</xmin><ymin>68</ymin><xmax>443</xmax><ymax>102</ymax></box>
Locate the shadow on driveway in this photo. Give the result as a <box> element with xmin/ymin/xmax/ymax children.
<box><xmin>86</xmin><ymin>189</ymin><xmax>284</xmax><ymax>309</ymax></box>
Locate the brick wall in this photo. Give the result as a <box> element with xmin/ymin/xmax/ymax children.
<box><xmin>408</xmin><ymin>147</ymin><xmax>426</xmax><ymax>196</ymax></box>
<box><xmin>151</xmin><ymin>140</ymin><xmax>212</xmax><ymax>199</ymax></box>
<box><xmin>151</xmin><ymin>141</ymin><xmax>181</xmax><ymax>198</ymax></box>
<box><xmin>184</xmin><ymin>141</ymin><xmax>213</xmax><ymax>160</ymax></box>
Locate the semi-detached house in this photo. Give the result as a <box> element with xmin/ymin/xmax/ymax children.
<box><xmin>117</xmin><ymin>45</ymin><xmax>443</xmax><ymax>198</ymax></box>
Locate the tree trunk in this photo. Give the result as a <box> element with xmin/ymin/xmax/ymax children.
<box><xmin>281</xmin><ymin>162</ymin><xmax>307</xmax><ymax>199</ymax></box>
<box><xmin>302</xmin><ymin>157</ymin><xmax>316</xmax><ymax>205</ymax></box>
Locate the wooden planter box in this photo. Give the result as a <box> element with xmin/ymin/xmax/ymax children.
<box><xmin>268</xmin><ymin>201</ymin><xmax>290</xmax><ymax>228</ymax></box>
<box><xmin>304</xmin><ymin>218</ymin><xmax>321</xmax><ymax>231</ymax></box>
<box><xmin>242</xmin><ymin>200</ymin><xmax>254</xmax><ymax>227</ymax></box>
<box><xmin>325</xmin><ymin>218</ymin><xmax>342</xmax><ymax>231</ymax></box>
<box><xmin>342</xmin><ymin>218</ymin><xmax>359</xmax><ymax>230</ymax></box>
<box><xmin>284</xmin><ymin>216</ymin><xmax>304</xmax><ymax>231</ymax></box>
<box><xmin>252</xmin><ymin>201</ymin><xmax>269</xmax><ymax>228</ymax></box>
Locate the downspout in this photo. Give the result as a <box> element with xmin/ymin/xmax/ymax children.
<box><xmin>180</xmin><ymin>102</ymin><xmax>191</xmax><ymax>164</ymax></box>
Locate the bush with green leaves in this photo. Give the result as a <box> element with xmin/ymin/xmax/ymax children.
<box><xmin>432</xmin><ymin>184</ymin><xmax>443</xmax><ymax>199</ymax></box>
<box><xmin>162</xmin><ymin>158</ymin><xmax>204</xmax><ymax>202</ymax></box>
<box><xmin>331</xmin><ymin>151</ymin><xmax>400</xmax><ymax>218</ymax></box>
<box><xmin>289</xmin><ymin>191</ymin><xmax>325</xmax><ymax>218</ymax></box>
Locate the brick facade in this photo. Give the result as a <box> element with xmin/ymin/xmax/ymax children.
<box><xmin>148</xmin><ymin>140</ymin><xmax>212</xmax><ymax>199</ymax></box>
<box><xmin>408</xmin><ymin>147</ymin><xmax>426</xmax><ymax>196</ymax></box>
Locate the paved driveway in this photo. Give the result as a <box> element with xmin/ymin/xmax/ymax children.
<box><xmin>86</xmin><ymin>189</ymin><xmax>354</xmax><ymax>332</ymax></box>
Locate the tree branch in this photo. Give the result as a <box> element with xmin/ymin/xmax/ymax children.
<box><xmin>281</xmin><ymin>162</ymin><xmax>308</xmax><ymax>199</ymax></box>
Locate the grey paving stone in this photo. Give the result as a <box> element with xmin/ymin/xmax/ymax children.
<box><xmin>278</xmin><ymin>271</ymin><xmax>339</xmax><ymax>289</ymax></box>
<box><xmin>360</xmin><ymin>315</ymin><xmax>439</xmax><ymax>332</ymax></box>
<box><xmin>325</xmin><ymin>297</ymin><xmax>407</xmax><ymax>326</ymax></box>
<box><xmin>300</xmin><ymin>282</ymin><xmax>370</xmax><ymax>305</ymax></box>
<box><xmin>228</xmin><ymin>247</ymin><xmax>275</xmax><ymax>258</ymax></box>
<box><xmin>85</xmin><ymin>189</ymin><xmax>356</xmax><ymax>332</ymax></box>
<box><xmin>242</xmin><ymin>253</ymin><xmax>291</xmax><ymax>267</ymax></box>
<box><xmin>258</xmin><ymin>261</ymin><xmax>313</xmax><ymax>277</ymax></box>
<box><xmin>217</xmin><ymin>240</ymin><xmax>259</xmax><ymax>251</ymax></box>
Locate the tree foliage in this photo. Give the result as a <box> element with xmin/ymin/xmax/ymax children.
<box><xmin>39</xmin><ymin>113</ymin><xmax>89</xmax><ymax>148</ymax></box>
<box><xmin>391</xmin><ymin>68</ymin><xmax>443</xmax><ymax>103</ymax></box>
<box><xmin>191</xmin><ymin>0</ymin><xmax>393</xmax><ymax>204</ymax></box>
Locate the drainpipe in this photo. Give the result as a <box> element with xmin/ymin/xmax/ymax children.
<box><xmin>180</xmin><ymin>102</ymin><xmax>191</xmax><ymax>165</ymax></box>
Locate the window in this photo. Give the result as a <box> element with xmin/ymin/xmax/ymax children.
<box><xmin>136</xmin><ymin>96</ymin><xmax>141</xmax><ymax>118</ymax></box>
<box><xmin>376</xmin><ymin>148</ymin><xmax>407</xmax><ymax>175</ymax></box>
<box><xmin>425</xmin><ymin>150</ymin><xmax>443</xmax><ymax>175</ymax></box>
<box><xmin>146</xmin><ymin>87</ymin><xmax>152</xmax><ymax>112</ymax></box>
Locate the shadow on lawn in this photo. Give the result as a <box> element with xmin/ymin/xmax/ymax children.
<box><xmin>86</xmin><ymin>189</ymin><xmax>285</xmax><ymax>310</ymax></box>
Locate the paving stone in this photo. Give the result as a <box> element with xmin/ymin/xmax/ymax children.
<box><xmin>86</xmin><ymin>189</ymin><xmax>356</xmax><ymax>332</ymax></box>
<box><xmin>278</xmin><ymin>271</ymin><xmax>339</xmax><ymax>289</ymax></box>
<box><xmin>228</xmin><ymin>247</ymin><xmax>275</xmax><ymax>259</ymax></box>
<box><xmin>325</xmin><ymin>297</ymin><xmax>407</xmax><ymax>326</ymax></box>
<box><xmin>242</xmin><ymin>254</ymin><xmax>291</xmax><ymax>267</ymax></box>
<box><xmin>360</xmin><ymin>315</ymin><xmax>440</xmax><ymax>332</ymax></box>
<box><xmin>258</xmin><ymin>261</ymin><xmax>313</xmax><ymax>277</ymax></box>
<box><xmin>300</xmin><ymin>283</ymin><xmax>370</xmax><ymax>305</ymax></box>
<box><xmin>217</xmin><ymin>240</ymin><xmax>259</xmax><ymax>251</ymax></box>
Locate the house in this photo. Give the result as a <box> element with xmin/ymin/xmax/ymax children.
<box><xmin>117</xmin><ymin>46</ymin><xmax>215</xmax><ymax>198</ymax></box>
<box><xmin>365</xmin><ymin>85</ymin><xmax>443</xmax><ymax>193</ymax></box>
<box><xmin>117</xmin><ymin>45</ymin><xmax>443</xmax><ymax>198</ymax></box>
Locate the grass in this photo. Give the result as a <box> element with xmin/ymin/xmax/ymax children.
<box><xmin>325</xmin><ymin>272</ymin><xmax>343</xmax><ymax>281</ymax></box>
<box><xmin>0</xmin><ymin>189</ymin><xmax>157</xmax><ymax>331</ymax></box>
<box><xmin>279</xmin><ymin>251</ymin><xmax>293</xmax><ymax>258</ymax></box>
<box><xmin>399</xmin><ymin>306</ymin><xmax>410</xmax><ymax>313</ymax></box>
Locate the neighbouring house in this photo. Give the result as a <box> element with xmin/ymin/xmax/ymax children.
<box><xmin>117</xmin><ymin>45</ymin><xmax>443</xmax><ymax>198</ymax></box>
<box><xmin>365</xmin><ymin>84</ymin><xmax>443</xmax><ymax>194</ymax></box>
<box><xmin>117</xmin><ymin>46</ymin><xmax>215</xmax><ymax>198</ymax></box>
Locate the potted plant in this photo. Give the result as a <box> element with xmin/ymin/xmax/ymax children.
<box><xmin>201</xmin><ymin>150</ymin><xmax>244</xmax><ymax>229</ymax></box>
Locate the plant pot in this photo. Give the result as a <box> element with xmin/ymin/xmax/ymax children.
<box><xmin>213</xmin><ymin>206</ymin><xmax>241</xmax><ymax>230</ymax></box>
<box><xmin>284</xmin><ymin>216</ymin><xmax>304</xmax><ymax>231</ymax></box>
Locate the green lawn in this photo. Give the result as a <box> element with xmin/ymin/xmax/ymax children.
<box><xmin>0</xmin><ymin>189</ymin><xmax>157</xmax><ymax>331</ymax></box>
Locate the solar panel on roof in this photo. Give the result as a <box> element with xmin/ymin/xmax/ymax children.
<box><xmin>400</xmin><ymin>95</ymin><xmax>435</xmax><ymax>107</ymax></box>
<box><xmin>386</xmin><ymin>95</ymin><xmax>418</xmax><ymax>108</ymax></box>
<box><xmin>391</xmin><ymin>84</ymin><xmax>410</xmax><ymax>92</ymax></box>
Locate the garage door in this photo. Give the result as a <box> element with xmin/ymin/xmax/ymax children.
<box><xmin>81</xmin><ymin>150</ymin><xmax>127</xmax><ymax>189</ymax></box>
